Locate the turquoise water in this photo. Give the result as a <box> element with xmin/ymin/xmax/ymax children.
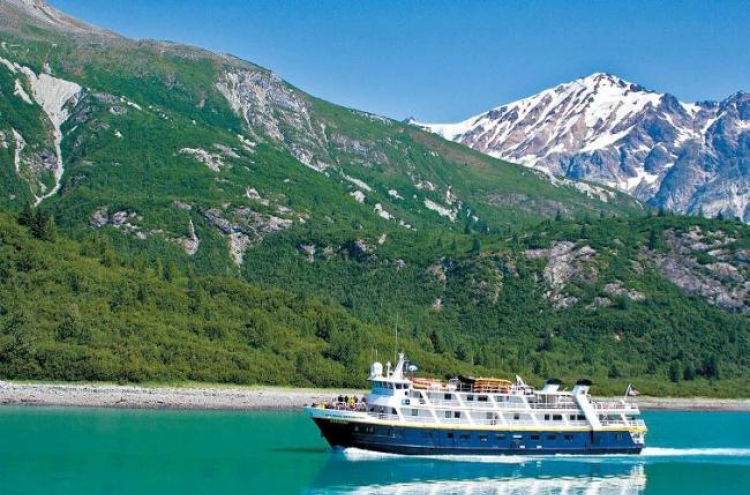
<box><xmin>0</xmin><ymin>407</ymin><xmax>748</xmax><ymax>494</ymax></box>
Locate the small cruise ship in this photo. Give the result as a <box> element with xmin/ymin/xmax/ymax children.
<box><xmin>306</xmin><ymin>353</ymin><xmax>647</xmax><ymax>455</ymax></box>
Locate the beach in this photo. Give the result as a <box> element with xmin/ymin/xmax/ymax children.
<box><xmin>2</xmin><ymin>380</ymin><xmax>750</xmax><ymax>411</ymax></box>
<box><xmin>0</xmin><ymin>381</ymin><xmax>361</xmax><ymax>411</ymax></box>
<box><xmin>633</xmin><ymin>396</ymin><xmax>750</xmax><ymax>411</ymax></box>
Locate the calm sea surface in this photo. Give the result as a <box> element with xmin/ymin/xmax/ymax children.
<box><xmin>0</xmin><ymin>407</ymin><xmax>748</xmax><ymax>494</ymax></box>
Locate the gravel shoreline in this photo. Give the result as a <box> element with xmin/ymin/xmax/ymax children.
<box><xmin>2</xmin><ymin>381</ymin><xmax>749</xmax><ymax>411</ymax></box>
<box><xmin>0</xmin><ymin>381</ymin><xmax>362</xmax><ymax>411</ymax></box>
<box><xmin>631</xmin><ymin>396</ymin><xmax>750</xmax><ymax>411</ymax></box>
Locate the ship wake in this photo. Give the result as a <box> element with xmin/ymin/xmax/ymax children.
<box><xmin>342</xmin><ymin>448</ymin><xmax>527</xmax><ymax>464</ymax></box>
<box><xmin>342</xmin><ymin>446</ymin><xmax>750</xmax><ymax>464</ymax></box>
<box><xmin>640</xmin><ymin>447</ymin><xmax>750</xmax><ymax>457</ymax></box>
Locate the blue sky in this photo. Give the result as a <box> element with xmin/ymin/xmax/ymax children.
<box><xmin>50</xmin><ymin>0</ymin><xmax>748</xmax><ymax>122</ymax></box>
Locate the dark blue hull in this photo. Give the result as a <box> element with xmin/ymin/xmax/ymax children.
<box><xmin>313</xmin><ymin>418</ymin><xmax>643</xmax><ymax>456</ymax></box>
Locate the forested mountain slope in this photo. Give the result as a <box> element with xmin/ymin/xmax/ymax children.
<box><xmin>0</xmin><ymin>1</ymin><xmax>747</xmax><ymax>396</ymax></box>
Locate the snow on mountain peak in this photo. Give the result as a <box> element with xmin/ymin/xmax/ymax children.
<box><xmin>422</xmin><ymin>73</ymin><xmax>669</xmax><ymax>164</ymax></box>
<box><xmin>416</xmin><ymin>74</ymin><xmax>750</xmax><ymax>222</ymax></box>
<box><xmin>420</xmin><ymin>73</ymin><xmax>662</xmax><ymax>143</ymax></box>
<box><xmin>578</xmin><ymin>72</ymin><xmax>636</xmax><ymax>88</ymax></box>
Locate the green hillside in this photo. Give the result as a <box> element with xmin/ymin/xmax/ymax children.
<box><xmin>1</xmin><ymin>207</ymin><xmax>748</xmax><ymax>396</ymax></box>
<box><xmin>0</xmin><ymin>210</ymin><xmax>468</xmax><ymax>386</ymax></box>
<box><xmin>0</xmin><ymin>1</ymin><xmax>748</xmax><ymax>397</ymax></box>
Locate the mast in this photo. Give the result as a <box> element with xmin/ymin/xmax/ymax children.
<box><xmin>394</xmin><ymin>312</ymin><xmax>399</xmax><ymax>365</ymax></box>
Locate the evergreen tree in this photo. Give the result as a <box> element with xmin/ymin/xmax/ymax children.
<box><xmin>471</xmin><ymin>237</ymin><xmax>481</xmax><ymax>254</ymax></box>
<box><xmin>668</xmin><ymin>360</ymin><xmax>682</xmax><ymax>383</ymax></box>
<box><xmin>683</xmin><ymin>362</ymin><xmax>696</xmax><ymax>381</ymax></box>
<box><xmin>701</xmin><ymin>354</ymin><xmax>721</xmax><ymax>379</ymax></box>
<box><xmin>429</xmin><ymin>329</ymin><xmax>444</xmax><ymax>354</ymax></box>
<box><xmin>537</xmin><ymin>332</ymin><xmax>554</xmax><ymax>352</ymax></box>
<box><xmin>17</xmin><ymin>202</ymin><xmax>33</xmax><ymax>227</ymax></box>
<box><xmin>163</xmin><ymin>260</ymin><xmax>178</xmax><ymax>282</ymax></box>
<box><xmin>30</xmin><ymin>209</ymin><xmax>55</xmax><ymax>241</ymax></box>
<box><xmin>608</xmin><ymin>363</ymin><xmax>621</xmax><ymax>379</ymax></box>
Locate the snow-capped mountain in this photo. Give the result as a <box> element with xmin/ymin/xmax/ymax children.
<box><xmin>414</xmin><ymin>73</ymin><xmax>750</xmax><ymax>221</ymax></box>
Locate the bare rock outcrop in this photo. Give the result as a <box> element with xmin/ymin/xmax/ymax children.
<box><xmin>298</xmin><ymin>243</ymin><xmax>316</xmax><ymax>262</ymax></box>
<box><xmin>172</xmin><ymin>219</ymin><xmax>200</xmax><ymax>256</ymax></box>
<box><xmin>330</xmin><ymin>133</ymin><xmax>389</xmax><ymax>166</ymax></box>
<box><xmin>216</xmin><ymin>68</ymin><xmax>329</xmax><ymax>172</ymax></box>
<box><xmin>603</xmin><ymin>282</ymin><xmax>646</xmax><ymax>302</ymax></box>
<box><xmin>89</xmin><ymin>207</ymin><xmax>140</xmax><ymax>234</ymax></box>
<box><xmin>655</xmin><ymin>228</ymin><xmax>749</xmax><ymax>312</ymax></box>
<box><xmin>526</xmin><ymin>242</ymin><xmax>598</xmax><ymax>309</ymax></box>
<box><xmin>179</xmin><ymin>144</ymin><xmax>243</xmax><ymax>172</ymax></box>
<box><xmin>201</xmin><ymin>205</ymin><xmax>294</xmax><ymax>265</ymax></box>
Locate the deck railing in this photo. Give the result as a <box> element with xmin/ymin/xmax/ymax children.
<box><xmin>566</xmin><ymin>420</ymin><xmax>590</xmax><ymax>427</ymax></box>
<box><xmin>599</xmin><ymin>418</ymin><xmax>647</xmax><ymax>428</ymax></box>
<box><xmin>527</xmin><ymin>402</ymin><xmax>579</xmax><ymax>410</ymax></box>
<box><xmin>368</xmin><ymin>413</ymin><xmax>400</xmax><ymax>422</ymax></box>
<box><xmin>402</xmin><ymin>416</ymin><xmax>436</xmax><ymax>424</ymax></box>
<box><xmin>592</xmin><ymin>401</ymin><xmax>639</xmax><ymax>411</ymax></box>
<box><xmin>423</xmin><ymin>398</ymin><xmax>462</xmax><ymax>408</ymax></box>
<box><xmin>461</xmin><ymin>400</ymin><xmax>496</xmax><ymax>409</ymax></box>
<box><xmin>437</xmin><ymin>418</ymin><xmax>466</xmax><ymax>425</ymax></box>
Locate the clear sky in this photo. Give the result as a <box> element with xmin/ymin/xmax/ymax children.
<box><xmin>49</xmin><ymin>0</ymin><xmax>748</xmax><ymax>122</ymax></box>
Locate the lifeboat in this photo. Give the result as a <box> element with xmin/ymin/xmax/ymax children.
<box><xmin>410</xmin><ymin>377</ymin><xmax>444</xmax><ymax>390</ymax></box>
<box><xmin>474</xmin><ymin>377</ymin><xmax>513</xmax><ymax>393</ymax></box>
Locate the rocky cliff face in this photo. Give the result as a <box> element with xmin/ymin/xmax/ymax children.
<box><xmin>416</xmin><ymin>73</ymin><xmax>750</xmax><ymax>222</ymax></box>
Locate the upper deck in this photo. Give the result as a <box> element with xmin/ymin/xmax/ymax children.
<box><xmin>348</xmin><ymin>354</ymin><xmax>646</xmax><ymax>432</ymax></box>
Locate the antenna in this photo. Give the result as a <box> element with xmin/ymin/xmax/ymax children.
<box><xmin>394</xmin><ymin>312</ymin><xmax>399</xmax><ymax>364</ymax></box>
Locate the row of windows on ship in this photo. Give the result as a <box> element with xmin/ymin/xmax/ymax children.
<box><xmin>413</xmin><ymin>393</ymin><xmax>527</xmax><ymax>402</ymax></box>
<box><xmin>353</xmin><ymin>426</ymin><xmax>628</xmax><ymax>443</ymax></box>
<box><xmin>355</xmin><ymin>426</ymin><xmax>580</xmax><ymax>442</ymax></box>
<box><xmin>372</xmin><ymin>383</ymin><xmax>533</xmax><ymax>400</ymax></box>
<box><xmin>370</xmin><ymin>406</ymin><xmax>588</xmax><ymax>422</ymax></box>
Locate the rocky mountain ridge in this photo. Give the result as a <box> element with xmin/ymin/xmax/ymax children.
<box><xmin>415</xmin><ymin>73</ymin><xmax>750</xmax><ymax>222</ymax></box>
<box><xmin>2</xmin><ymin>0</ymin><xmax>113</xmax><ymax>35</ymax></box>
<box><xmin>0</xmin><ymin>1</ymin><xmax>641</xmax><ymax>270</ymax></box>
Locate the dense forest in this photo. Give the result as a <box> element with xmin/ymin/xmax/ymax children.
<box><xmin>1</xmin><ymin>207</ymin><xmax>748</xmax><ymax>397</ymax></box>
<box><xmin>0</xmin><ymin>209</ymin><xmax>469</xmax><ymax>387</ymax></box>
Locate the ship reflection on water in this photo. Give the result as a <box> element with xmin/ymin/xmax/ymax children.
<box><xmin>305</xmin><ymin>451</ymin><xmax>646</xmax><ymax>495</ymax></box>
